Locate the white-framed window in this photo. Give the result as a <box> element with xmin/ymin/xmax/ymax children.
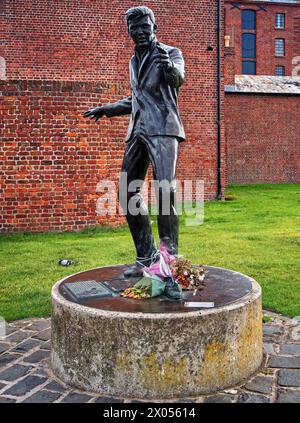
<box><xmin>276</xmin><ymin>66</ymin><xmax>285</xmax><ymax>76</ymax></box>
<box><xmin>275</xmin><ymin>39</ymin><xmax>285</xmax><ymax>57</ymax></box>
<box><xmin>275</xmin><ymin>13</ymin><xmax>285</xmax><ymax>29</ymax></box>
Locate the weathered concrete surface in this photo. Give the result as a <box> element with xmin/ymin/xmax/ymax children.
<box><xmin>51</xmin><ymin>266</ymin><xmax>263</xmax><ymax>399</ymax></box>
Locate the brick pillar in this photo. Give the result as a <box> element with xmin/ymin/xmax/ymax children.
<box><xmin>224</xmin><ymin>46</ymin><xmax>236</xmax><ymax>85</ymax></box>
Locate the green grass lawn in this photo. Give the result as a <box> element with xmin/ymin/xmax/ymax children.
<box><xmin>0</xmin><ymin>184</ymin><xmax>299</xmax><ymax>321</ymax></box>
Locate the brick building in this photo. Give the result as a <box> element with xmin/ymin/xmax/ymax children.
<box><xmin>0</xmin><ymin>1</ymin><xmax>226</xmax><ymax>233</ymax></box>
<box><xmin>224</xmin><ymin>0</ymin><xmax>300</xmax><ymax>76</ymax></box>
<box><xmin>224</xmin><ymin>0</ymin><xmax>300</xmax><ymax>185</ymax></box>
<box><xmin>225</xmin><ymin>75</ymin><xmax>300</xmax><ymax>183</ymax></box>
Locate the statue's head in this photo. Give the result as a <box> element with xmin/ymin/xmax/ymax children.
<box><xmin>125</xmin><ymin>6</ymin><xmax>157</xmax><ymax>48</ymax></box>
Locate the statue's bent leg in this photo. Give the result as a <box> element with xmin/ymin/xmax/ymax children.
<box><xmin>146</xmin><ymin>136</ymin><xmax>179</xmax><ymax>256</ymax></box>
<box><xmin>119</xmin><ymin>137</ymin><xmax>158</xmax><ymax>267</ymax></box>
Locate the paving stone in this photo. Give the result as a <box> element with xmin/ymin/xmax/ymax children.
<box><xmin>6</xmin><ymin>331</ymin><xmax>32</xmax><ymax>343</ymax></box>
<box><xmin>0</xmin><ymin>353</ymin><xmax>21</xmax><ymax>368</ymax></box>
<box><xmin>26</xmin><ymin>320</ymin><xmax>50</xmax><ymax>332</ymax></box>
<box><xmin>40</xmin><ymin>340</ymin><xmax>51</xmax><ymax>351</ymax></box>
<box><xmin>13</xmin><ymin>320</ymin><xmax>33</xmax><ymax>329</ymax></box>
<box><xmin>290</xmin><ymin>325</ymin><xmax>300</xmax><ymax>341</ymax></box>
<box><xmin>30</xmin><ymin>369</ymin><xmax>48</xmax><ymax>377</ymax></box>
<box><xmin>33</xmin><ymin>329</ymin><xmax>51</xmax><ymax>342</ymax></box>
<box><xmin>95</xmin><ymin>396</ymin><xmax>124</xmax><ymax>403</ymax></box>
<box><xmin>11</xmin><ymin>338</ymin><xmax>41</xmax><ymax>353</ymax></box>
<box><xmin>280</xmin><ymin>344</ymin><xmax>300</xmax><ymax>355</ymax></box>
<box><xmin>203</xmin><ymin>395</ymin><xmax>233</xmax><ymax>403</ymax></box>
<box><xmin>0</xmin><ymin>342</ymin><xmax>11</xmax><ymax>354</ymax></box>
<box><xmin>0</xmin><ymin>325</ymin><xmax>17</xmax><ymax>338</ymax></box>
<box><xmin>237</xmin><ymin>393</ymin><xmax>270</xmax><ymax>403</ymax></box>
<box><xmin>60</xmin><ymin>393</ymin><xmax>93</xmax><ymax>403</ymax></box>
<box><xmin>0</xmin><ymin>364</ymin><xmax>33</xmax><ymax>381</ymax></box>
<box><xmin>277</xmin><ymin>389</ymin><xmax>300</xmax><ymax>403</ymax></box>
<box><xmin>174</xmin><ymin>398</ymin><xmax>196</xmax><ymax>403</ymax></box>
<box><xmin>263</xmin><ymin>325</ymin><xmax>283</xmax><ymax>336</ymax></box>
<box><xmin>0</xmin><ymin>397</ymin><xmax>16</xmax><ymax>403</ymax></box>
<box><xmin>23</xmin><ymin>349</ymin><xmax>50</xmax><ymax>363</ymax></box>
<box><xmin>131</xmin><ymin>400</ymin><xmax>147</xmax><ymax>403</ymax></box>
<box><xmin>22</xmin><ymin>390</ymin><xmax>61</xmax><ymax>403</ymax></box>
<box><xmin>244</xmin><ymin>375</ymin><xmax>273</xmax><ymax>394</ymax></box>
<box><xmin>269</xmin><ymin>356</ymin><xmax>300</xmax><ymax>368</ymax></box>
<box><xmin>44</xmin><ymin>380</ymin><xmax>66</xmax><ymax>392</ymax></box>
<box><xmin>278</xmin><ymin>369</ymin><xmax>300</xmax><ymax>387</ymax></box>
<box><xmin>263</xmin><ymin>343</ymin><xmax>275</xmax><ymax>354</ymax></box>
<box><xmin>2</xmin><ymin>374</ymin><xmax>47</xmax><ymax>396</ymax></box>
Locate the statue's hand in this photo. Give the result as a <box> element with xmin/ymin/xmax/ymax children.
<box><xmin>83</xmin><ymin>106</ymin><xmax>106</xmax><ymax>122</ymax></box>
<box><xmin>154</xmin><ymin>43</ymin><xmax>173</xmax><ymax>72</ymax></box>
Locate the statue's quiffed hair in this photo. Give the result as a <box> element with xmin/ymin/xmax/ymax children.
<box><xmin>125</xmin><ymin>6</ymin><xmax>155</xmax><ymax>27</ymax></box>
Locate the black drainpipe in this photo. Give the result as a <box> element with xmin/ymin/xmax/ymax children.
<box><xmin>216</xmin><ymin>0</ymin><xmax>222</xmax><ymax>200</ymax></box>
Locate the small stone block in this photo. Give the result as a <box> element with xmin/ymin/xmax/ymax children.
<box><xmin>263</xmin><ymin>343</ymin><xmax>275</xmax><ymax>354</ymax></box>
<box><xmin>263</xmin><ymin>325</ymin><xmax>283</xmax><ymax>336</ymax></box>
<box><xmin>26</xmin><ymin>320</ymin><xmax>50</xmax><ymax>332</ymax></box>
<box><xmin>95</xmin><ymin>396</ymin><xmax>124</xmax><ymax>403</ymax></box>
<box><xmin>6</xmin><ymin>331</ymin><xmax>32</xmax><ymax>343</ymax></box>
<box><xmin>44</xmin><ymin>380</ymin><xmax>66</xmax><ymax>392</ymax></box>
<box><xmin>23</xmin><ymin>349</ymin><xmax>50</xmax><ymax>363</ymax></box>
<box><xmin>0</xmin><ymin>397</ymin><xmax>16</xmax><ymax>403</ymax></box>
<box><xmin>277</xmin><ymin>389</ymin><xmax>300</xmax><ymax>403</ymax></box>
<box><xmin>278</xmin><ymin>369</ymin><xmax>300</xmax><ymax>387</ymax></box>
<box><xmin>40</xmin><ymin>340</ymin><xmax>51</xmax><ymax>351</ymax></box>
<box><xmin>204</xmin><ymin>395</ymin><xmax>233</xmax><ymax>403</ymax></box>
<box><xmin>244</xmin><ymin>375</ymin><xmax>273</xmax><ymax>394</ymax></box>
<box><xmin>33</xmin><ymin>329</ymin><xmax>51</xmax><ymax>342</ymax></box>
<box><xmin>280</xmin><ymin>344</ymin><xmax>300</xmax><ymax>355</ymax></box>
<box><xmin>0</xmin><ymin>364</ymin><xmax>33</xmax><ymax>381</ymax></box>
<box><xmin>237</xmin><ymin>393</ymin><xmax>270</xmax><ymax>403</ymax></box>
<box><xmin>269</xmin><ymin>356</ymin><xmax>300</xmax><ymax>368</ymax></box>
<box><xmin>11</xmin><ymin>338</ymin><xmax>41</xmax><ymax>353</ymax></box>
<box><xmin>3</xmin><ymin>375</ymin><xmax>47</xmax><ymax>396</ymax></box>
<box><xmin>0</xmin><ymin>342</ymin><xmax>11</xmax><ymax>354</ymax></box>
<box><xmin>0</xmin><ymin>353</ymin><xmax>21</xmax><ymax>368</ymax></box>
<box><xmin>61</xmin><ymin>393</ymin><xmax>93</xmax><ymax>403</ymax></box>
<box><xmin>22</xmin><ymin>390</ymin><xmax>61</xmax><ymax>403</ymax></box>
<box><xmin>174</xmin><ymin>398</ymin><xmax>196</xmax><ymax>403</ymax></box>
<box><xmin>0</xmin><ymin>325</ymin><xmax>17</xmax><ymax>337</ymax></box>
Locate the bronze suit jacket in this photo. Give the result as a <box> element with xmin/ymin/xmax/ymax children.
<box><xmin>104</xmin><ymin>41</ymin><xmax>186</xmax><ymax>142</ymax></box>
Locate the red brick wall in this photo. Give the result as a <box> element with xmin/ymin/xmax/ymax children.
<box><xmin>225</xmin><ymin>93</ymin><xmax>300</xmax><ymax>183</ymax></box>
<box><xmin>224</xmin><ymin>46</ymin><xmax>236</xmax><ymax>84</ymax></box>
<box><xmin>0</xmin><ymin>0</ymin><xmax>226</xmax><ymax>233</ymax></box>
<box><xmin>224</xmin><ymin>0</ymin><xmax>300</xmax><ymax>76</ymax></box>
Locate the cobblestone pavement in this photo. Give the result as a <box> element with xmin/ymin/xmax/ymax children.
<box><xmin>0</xmin><ymin>311</ymin><xmax>300</xmax><ymax>403</ymax></box>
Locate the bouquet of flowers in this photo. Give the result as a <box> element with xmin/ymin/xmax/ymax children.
<box><xmin>121</xmin><ymin>274</ymin><xmax>166</xmax><ymax>300</ymax></box>
<box><xmin>170</xmin><ymin>257</ymin><xmax>205</xmax><ymax>291</ymax></box>
<box><xmin>121</xmin><ymin>243</ymin><xmax>205</xmax><ymax>300</ymax></box>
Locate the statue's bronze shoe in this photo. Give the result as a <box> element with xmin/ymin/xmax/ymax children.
<box><xmin>124</xmin><ymin>263</ymin><xmax>145</xmax><ymax>278</ymax></box>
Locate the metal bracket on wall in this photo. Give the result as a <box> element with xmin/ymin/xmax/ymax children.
<box><xmin>230</xmin><ymin>3</ymin><xmax>267</xmax><ymax>12</ymax></box>
<box><xmin>257</xmin><ymin>5</ymin><xmax>268</xmax><ymax>12</ymax></box>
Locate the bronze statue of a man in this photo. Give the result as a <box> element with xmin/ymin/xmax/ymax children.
<box><xmin>84</xmin><ymin>6</ymin><xmax>185</xmax><ymax>298</ymax></box>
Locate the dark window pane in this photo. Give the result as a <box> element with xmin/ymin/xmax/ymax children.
<box><xmin>242</xmin><ymin>10</ymin><xmax>256</xmax><ymax>30</ymax></box>
<box><xmin>242</xmin><ymin>33</ymin><xmax>256</xmax><ymax>58</ymax></box>
<box><xmin>275</xmin><ymin>14</ymin><xmax>285</xmax><ymax>29</ymax></box>
<box><xmin>276</xmin><ymin>66</ymin><xmax>285</xmax><ymax>76</ymax></box>
<box><xmin>275</xmin><ymin>39</ymin><xmax>285</xmax><ymax>56</ymax></box>
<box><xmin>242</xmin><ymin>61</ymin><xmax>256</xmax><ymax>75</ymax></box>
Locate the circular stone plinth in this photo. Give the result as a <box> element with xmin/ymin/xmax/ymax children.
<box><xmin>51</xmin><ymin>265</ymin><xmax>263</xmax><ymax>399</ymax></box>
